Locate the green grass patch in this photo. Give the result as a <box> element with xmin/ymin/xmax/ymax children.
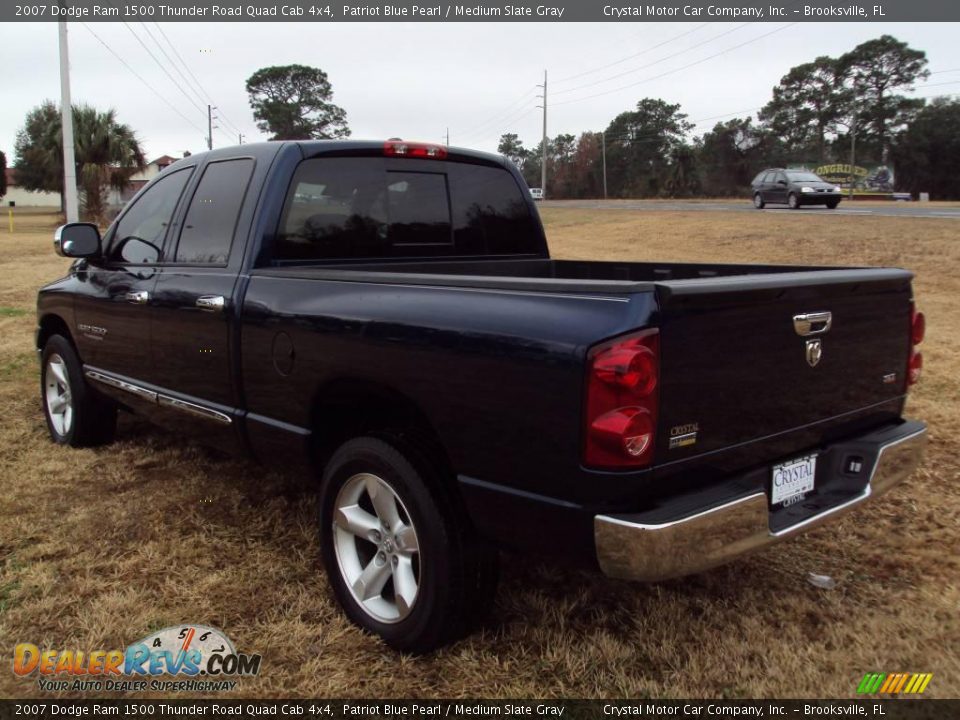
<box><xmin>0</xmin><ymin>307</ymin><xmax>28</xmax><ymax>317</ymax></box>
<box><xmin>0</xmin><ymin>351</ymin><xmax>34</xmax><ymax>380</ymax></box>
<box><xmin>0</xmin><ymin>580</ymin><xmax>20</xmax><ymax>614</ymax></box>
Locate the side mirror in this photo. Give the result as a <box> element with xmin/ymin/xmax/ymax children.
<box><xmin>54</xmin><ymin>223</ymin><xmax>101</xmax><ymax>258</ymax></box>
<box><xmin>777</xmin><ymin>180</ymin><xmax>788</xmax><ymax>186</ymax></box>
<box><xmin>115</xmin><ymin>237</ymin><xmax>161</xmax><ymax>265</ymax></box>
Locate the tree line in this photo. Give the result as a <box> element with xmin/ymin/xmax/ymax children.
<box><xmin>502</xmin><ymin>35</ymin><xmax>960</xmax><ymax>200</ymax></box>
<box><xmin>3</xmin><ymin>38</ymin><xmax>959</xmax><ymax>219</ymax></box>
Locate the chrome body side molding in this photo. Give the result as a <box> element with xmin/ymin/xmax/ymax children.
<box><xmin>84</xmin><ymin>368</ymin><xmax>232</xmax><ymax>425</ymax></box>
<box><xmin>85</xmin><ymin>370</ymin><xmax>158</xmax><ymax>403</ymax></box>
<box><xmin>157</xmin><ymin>395</ymin><xmax>232</xmax><ymax>425</ymax></box>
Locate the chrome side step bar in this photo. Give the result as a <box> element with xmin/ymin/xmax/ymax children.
<box><xmin>85</xmin><ymin>369</ymin><xmax>232</xmax><ymax>425</ymax></box>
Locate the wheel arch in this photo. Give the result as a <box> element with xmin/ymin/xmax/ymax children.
<box><xmin>309</xmin><ymin>378</ymin><xmax>455</xmax><ymax>484</ymax></box>
<box><xmin>37</xmin><ymin>313</ymin><xmax>75</xmax><ymax>354</ymax></box>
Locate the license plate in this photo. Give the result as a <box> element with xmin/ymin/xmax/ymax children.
<box><xmin>771</xmin><ymin>454</ymin><xmax>817</xmax><ymax>506</ymax></box>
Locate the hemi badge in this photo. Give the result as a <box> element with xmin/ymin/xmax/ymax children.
<box><xmin>669</xmin><ymin>432</ymin><xmax>698</xmax><ymax>449</ymax></box>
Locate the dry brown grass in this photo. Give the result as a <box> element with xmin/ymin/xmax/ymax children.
<box><xmin>0</xmin><ymin>208</ymin><xmax>957</xmax><ymax>699</ymax></box>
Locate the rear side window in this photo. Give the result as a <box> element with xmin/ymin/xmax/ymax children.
<box><xmin>175</xmin><ymin>158</ymin><xmax>255</xmax><ymax>264</ymax></box>
<box><xmin>448</xmin><ymin>163</ymin><xmax>539</xmax><ymax>255</ymax></box>
<box><xmin>108</xmin><ymin>167</ymin><xmax>192</xmax><ymax>261</ymax></box>
<box><xmin>274</xmin><ymin>157</ymin><xmax>538</xmax><ymax>262</ymax></box>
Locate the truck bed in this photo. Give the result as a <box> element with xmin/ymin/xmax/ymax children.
<box><xmin>255</xmin><ymin>258</ymin><xmax>911</xmax><ymax>297</ymax></box>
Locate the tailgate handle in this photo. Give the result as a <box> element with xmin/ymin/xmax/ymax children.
<box><xmin>793</xmin><ymin>311</ymin><xmax>832</xmax><ymax>336</ymax></box>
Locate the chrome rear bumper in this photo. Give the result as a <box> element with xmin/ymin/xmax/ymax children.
<box><xmin>594</xmin><ymin>424</ymin><xmax>927</xmax><ymax>582</ymax></box>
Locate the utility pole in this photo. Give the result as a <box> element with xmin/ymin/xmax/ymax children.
<box><xmin>445</xmin><ymin>128</ymin><xmax>449</xmax><ymax>147</ymax></box>
<box><xmin>238</xmin><ymin>133</ymin><xmax>244</xmax><ymax>145</ymax></box>
<box><xmin>849</xmin><ymin>111</ymin><xmax>856</xmax><ymax>200</ymax></box>
<box><xmin>207</xmin><ymin>105</ymin><xmax>217</xmax><ymax>151</ymax></box>
<box><xmin>537</xmin><ymin>70</ymin><xmax>548</xmax><ymax>197</ymax></box>
<box><xmin>57</xmin><ymin>21</ymin><xmax>79</xmax><ymax>223</ymax></box>
<box><xmin>601</xmin><ymin>131</ymin><xmax>607</xmax><ymax>199</ymax></box>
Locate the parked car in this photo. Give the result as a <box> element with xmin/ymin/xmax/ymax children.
<box><xmin>39</xmin><ymin>140</ymin><xmax>926</xmax><ymax>652</ymax></box>
<box><xmin>752</xmin><ymin>168</ymin><xmax>843</xmax><ymax>209</ymax></box>
<box><xmin>529</xmin><ymin>187</ymin><xmax>544</xmax><ymax>200</ymax></box>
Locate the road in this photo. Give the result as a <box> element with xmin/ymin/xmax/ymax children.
<box><xmin>542</xmin><ymin>199</ymin><xmax>960</xmax><ymax>219</ymax></box>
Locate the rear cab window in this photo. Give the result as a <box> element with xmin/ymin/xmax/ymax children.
<box><xmin>272</xmin><ymin>157</ymin><xmax>539</xmax><ymax>263</ymax></box>
<box><xmin>173</xmin><ymin>158</ymin><xmax>255</xmax><ymax>265</ymax></box>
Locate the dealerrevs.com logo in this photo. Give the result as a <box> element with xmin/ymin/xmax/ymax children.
<box><xmin>13</xmin><ymin>625</ymin><xmax>261</xmax><ymax>693</ymax></box>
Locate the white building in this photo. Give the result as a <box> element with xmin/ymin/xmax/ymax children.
<box><xmin>3</xmin><ymin>168</ymin><xmax>61</xmax><ymax>208</ymax></box>
<box><xmin>2</xmin><ymin>154</ymin><xmax>182</xmax><ymax>212</ymax></box>
<box><xmin>106</xmin><ymin>155</ymin><xmax>180</xmax><ymax>209</ymax></box>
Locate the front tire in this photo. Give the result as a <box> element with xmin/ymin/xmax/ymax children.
<box><xmin>826</xmin><ymin>200</ymin><xmax>839</xmax><ymax>209</ymax></box>
<box><xmin>319</xmin><ymin>435</ymin><xmax>499</xmax><ymax>653</ymax></box>
<box><xmin>41</xmin><ymin>334</ymin><xmax>117</xmax><ymax>447</ymax></box>
<box><xmin>753</xmin><ymin>193</ymin><xmax>765</xmax><ymax>209</ymax></box>
<box><xmin>788</xmin><ymin>193</ymin><xmax>800</xmax><ymax>210</ymax></box>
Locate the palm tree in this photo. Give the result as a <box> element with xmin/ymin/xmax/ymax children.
<box><xmin>73</xmin><ymin>106</ymin><xmax>145</xmax><ymax>221</ymax></box>
<box><xmin>14</xmin><ymin>101</ymin><xmax>145</xmax><ymax>222</ymax></box>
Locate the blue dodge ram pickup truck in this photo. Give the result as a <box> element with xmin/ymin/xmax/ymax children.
<box><xmin>38</xmin><ymin>140</ymin><xmax>927</xmax><ymax>652</ymax></box>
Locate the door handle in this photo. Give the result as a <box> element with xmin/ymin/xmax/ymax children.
<box><xmin>196</xmin><ymin>295</ymin><xmax>225</xmax><ymax>312</ymax></box>
<box><xmin>125</xmin><ymin>290</ymin><xmax>149</xmax><ymax>305</ymax></box>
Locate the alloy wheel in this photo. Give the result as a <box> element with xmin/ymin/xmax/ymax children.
<box><xmin>332</xmin><ymin>472</ymin><xmax>421</xmax><ymax>623</ymax></box>
<box><xmin>44</xmin><ymin>353</ymin><xmax>73</xmax><ymax>436</ymax></box>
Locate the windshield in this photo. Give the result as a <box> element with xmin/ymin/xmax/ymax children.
<box><xmin>786</xmin><ymin>171</ymin><xmax>824</xmax><ymax>182</ymax></box>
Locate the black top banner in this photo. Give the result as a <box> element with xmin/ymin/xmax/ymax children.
<box><xmin>4</xmin><ymin>0</ymin><xmax>960</xmax><ymax>22</ymax></box>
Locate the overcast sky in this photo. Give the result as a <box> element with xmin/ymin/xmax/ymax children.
<box><xmin>1</xmin><ymin>21</ymin><xmax>959</xmax><ymax>163</ymax></box>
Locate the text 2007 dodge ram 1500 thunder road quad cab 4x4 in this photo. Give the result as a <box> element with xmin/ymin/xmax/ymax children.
<box><xmin>38</xmin><ymin>140</ymin><xmax>927</xmax><ymax>652</ymax></box>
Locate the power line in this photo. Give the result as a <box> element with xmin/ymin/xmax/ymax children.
<box><xmin>150</xmin><ymin>22</ymin><xmax>215</xmax><ymax>105</ymax></box>
<box><xmin>80</xmin><ymin>22</ymin><xmax>206</xmax><ymax>134</ymax></box>
<box><xmin>137</xmin><ymin>21</ymin><xmax>209</xmax><ymax>111</ymax></box>
<box><xmin>455</xmin><ymin>86</ymin><xmax>539</xmax><ymax>141</ymax></box>
<box><xmin>553</xmin><ymin>23</ymin><xmax>797</xmax><ymax>108</ymax></box>
<box><xmin>150</xmin><ymin>22</ymin><xmax>250</xmax><ymax>139</ymax></box>
<box><xmin>553</xmin><ymin>23</ymin><xmax>711</xmax><ymax>84</ymax></box>
<box><xmin>552</xmin><ymin>23</ymin><xmax>750</xmax><ymax>97</ymax></box>
<box><xmin>120</xmin><ymin>22</ymin><xmax>207</xmax><ymax>117</ymax></box>
<box><xmin>912</xmin><ymin>80</ymin><xmax>960</xmax><ymax>90</ymax></box>
<box><xmin>458</xmin><ymin>106</ymin><xmax>539</xmax><ymax>146</ymax></box>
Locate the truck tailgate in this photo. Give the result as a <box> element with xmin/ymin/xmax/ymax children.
<box><xmin>654</xmin><ymin>268</ymin><xmax>913</xmax><ymax>467</ymax></box>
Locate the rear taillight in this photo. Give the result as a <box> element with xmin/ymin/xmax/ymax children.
<box><xmin>584</xmin><ymin>330</ymin><xmax>659</xmax><ymax>469</ymax></box>
<box><xmin>383</xmin><ymin>140</ymin><xmax>448</xmax><ymax>159</ymax></box>
<box><xmin>911</xmin><ymin>306</ymin><xmax>925</xmax><ymax>346</ymax></box>
<box><xmin>908</xmin><ymin>303</ymin><xmax>925</xmax><ymax>386</ymax></box>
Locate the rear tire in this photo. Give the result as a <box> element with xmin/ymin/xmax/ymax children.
<box><xmin>788</xmin><ymin>193</ymin><xmax>800</xmax><ymax>210</ymax></box>
<box><xmin>319</xmin><ymin>435</ymin><xmax>499</xmax><ymax>653</ymax></box>
<box><xmin>753</xmin><ymin>193</ymin><xmax>765</xmax><ymax>209</ymax></box>
<box><xmin>41</xmin><ymin>334</ymin><xmax>117</xmax><ymax>447</ymax></box>
<box><xmin>826</xmin><ymin>201</ymin><xmax>839</xmax><ymax>209</ymax></box>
